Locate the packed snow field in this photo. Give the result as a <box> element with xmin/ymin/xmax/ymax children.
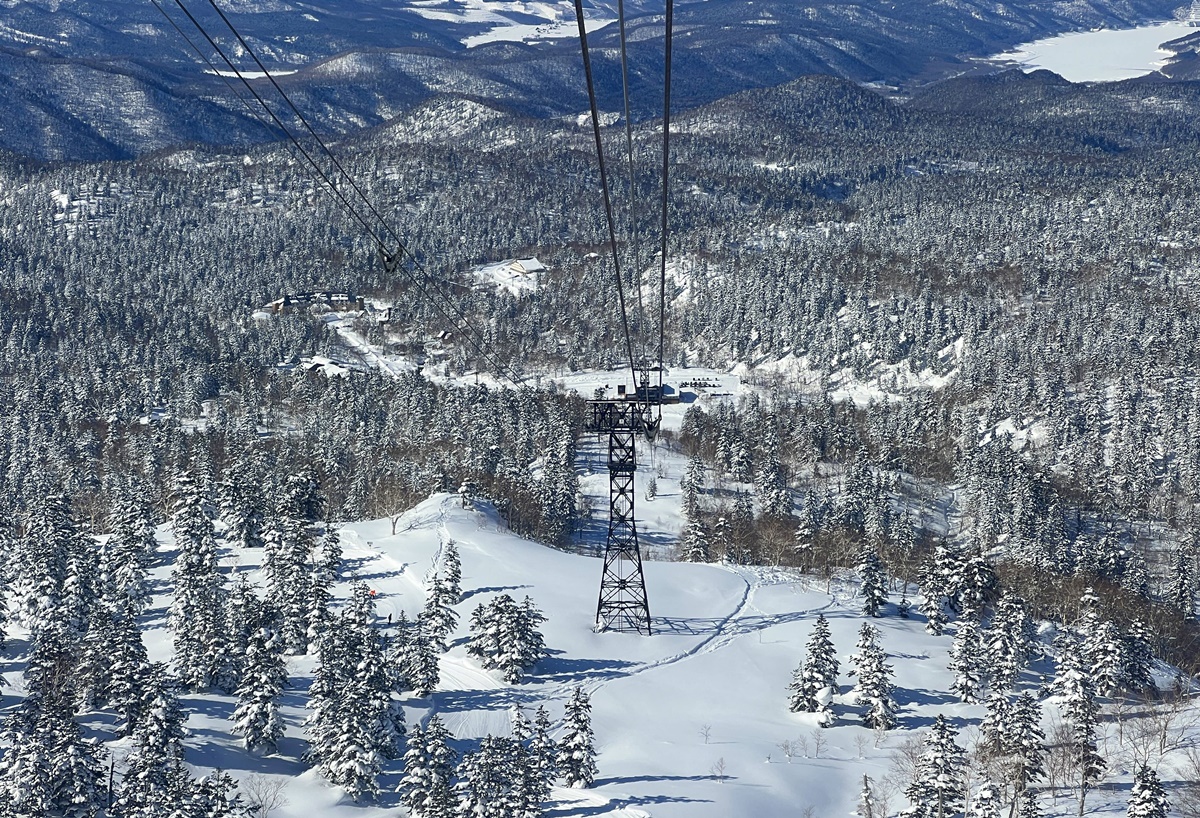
<box><xmin>2</xmin><ymin>493</ymin><xmax>1193</xmax><ymax>817</ymax></box>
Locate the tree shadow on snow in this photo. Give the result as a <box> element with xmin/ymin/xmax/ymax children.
<box><xmin>530</xmin><ymin>655</ymin><xmax>637</xmax><ymax>684</ymax></box>
<box><xmin>548</xmin><ymin>793</ymin><xmax>713</xmax><ymax>816</ymax></box>
<box><xmin>460</xmin><ymin>584</ymin><xmax>533</xmax><ymax>602</ymax></box>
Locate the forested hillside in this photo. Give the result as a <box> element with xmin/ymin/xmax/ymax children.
<box><xmin>3</xmin><ymin>66</ymin><xmax>1200</xmax><ymax>816</ymax></box>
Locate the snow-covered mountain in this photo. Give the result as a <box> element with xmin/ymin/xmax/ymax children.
<box><xmin>0</xmin><ymin>0</ymin><xmax>1188</xmax><ymax>160</ymax></box>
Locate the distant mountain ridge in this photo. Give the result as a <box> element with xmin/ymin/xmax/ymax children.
<box><xmin>0</xmin><ymin>0</ymin><xmax>1187</xmax><ymax>160</ymax></box>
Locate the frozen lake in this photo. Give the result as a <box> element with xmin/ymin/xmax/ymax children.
<box><xmin>992</xmin><ymin>21</ymin><xmax>1195</xmax><ymax>82</ymax></box>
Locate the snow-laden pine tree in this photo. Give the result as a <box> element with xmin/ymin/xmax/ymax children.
<box><xmin>1083</xmin><ymin>618</ymin><xmax>1123</xmax><ymax>698</ymax></box>
<box><xmin>402</xmin><ymin>623</ymin><xmax>441</xmax><ymax>698</ymax></box>
<box><xmin>421</xmin><ymin>568</ymin><xmax>460</xmax><ymax>653</ymax></box>
<box><xmin>466</xmin><ymin>594</ymin><xmax>547</xmax><ymax>684</ymax></box>
<box><xmin>985</xmin><ymin>592</ymin><xmax>1034</xmax><ymax>692</ymax></box>
<box><xmin>456</xmin><ymin>735</ymin><xmax>524</xmax><ymax>818</ymax></box>
<box><xmin>787</xmin><ymin>614</ymin><xmax>839</xmax><ymax>724</ymax></box>
<box><xmin>217</xmin><ymin>454</ymin><xmax>265</xmax><ymax>550</ymax></box>
<box><xmin>102</xmin><ymin>490</ymin><xmax>157</xmax><ymax>618</ymax></box>
<box><xmin>1127</xmin><ymin>764</ymin><xmax>1169</xmax><ymax>818</ymax></box>
<box><xmin>858</xmin><ymin>544</ymin><xmax>888</xmax><ymax>617</ymax></box>
<box><xmin>1119</xmin><ymin>619</ymin><xmax>1156</xmax><ymax>695</ymax></box>
<box><xmin>681</xmin><ymin>509</ymin><xmax>709</xmax><ymax>563</ymax></box>
<box><xmin>852</xmin><ymin>623</ymin><xmax>896</xmax><ymax>731</ymax></box>
<box><xmin>949</xmin><ymin>619</ymin><xmax>987</xmax><ymax>703</ymax></box>
<box><xmin>116</xmin><ymin>667</ymin><xmax>193</xmax><ymax>817</ymax></box>
<box><xmin>306</xmin><ymin>528</ymin><xmax>342</xmax><ymax>648</ymax></box>
<box><xmin>0</xmin><ymin>650</ymin><xmax>107</xmax><ymax>818</ymax></box>
<box><xmin>1053</xmin><ymin>634</ymin><xmax>1105</xmax><ymax>817</ymax></box>
<box><xmin>262</xmin><ymin>473</ymin><xmax>322</xmax><ymax>655</ymax></box>
<box><xmin>306</xmin><ymin>585</ymin><xmax>403</xmax><ymax>800</ymax></box>
<box><xmin>970</xmin><ymin>782</ymin><xmax>1002</xmax><ymax>818</ymax></box>
<box><xmin>231</xmin><ymin>618</ymin><xmax>288</xmax><ymax>754</ymax></box>
<box><xmin>400</xmin><ymin>715</ymin><xmax>458</xmax><ymax>818</ymax></box>
<box><xmin>557</xmin><ymin>686</ymin><xmax>598</xmax><ymax>789</ymax></box>
<box><xmin>529</xmin><ymin>706</ymin><xmax>559</xmax><ymax>804</ymax></box>
<box><xmin>918</xmin><ymin>550</ymin><xmax>949</xmax><ymax>636</ymax></box>
<box><xmin>169</xmin><ymin>471</ymin><xmax>228</xmax><ymax>690</ymax></box>
<box><xmin>187</xmin><ymin>770</ymin><xmax>246</xmax><ymax>818</ymax></box>
<box><xmin>999</xmin><ymin>692</ymin><xmax>1047</xmax><ymax>816</ymax></box>
<box><xmin>902</xmin><ymin>715</ymin><xmax>967</xmax><ymax>818</ymax></box>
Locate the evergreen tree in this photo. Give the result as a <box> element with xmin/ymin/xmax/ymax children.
<box><xmin>306</xmin><ymin>587</ymin><xmax>403</xmax><ymax>800</ymax></box>
<box><xmin>970</xmin><ymin>782</ymin><xmax>1002</xmax><ymax>818</ymax></box>
<box><xmin>186</xmin><ymin>769</ymin><xmax>246</xmax><ymax>818</ymax></box>
<box><xmin>400</xmin><ymin>715</ymin><xmax>458</xmax><ymax>818</ymax></box>
<box><xmin>902</xmin><ymin>715</ymin><xmax>967</xmax><ymax>818</ymax></box>
<box><xmin>466</xmin><ymin>594</ymin><xmax>547</xmax><ymax>684</ymax></box>
<box><xmin>787</xmin><ymin>614</ymin><xmax>839</xmax><ymax>724</ymax></box>
<box><xmin>681</xmin><ymin>509</ymin><xmax>709</xmax><ymax>563</ymax></box>
<box><xmin>456</xmin><ymin>736</ymin><xmax>523</xmax><ymax>818</ymax></box>
<box><xmin>1119</xmin><ymin>619</ymin><xmax>1155</xmax><ymax>695</ymax></box>
<box><xmin>949</xmin><ymin>619</ymin><xmax>987</xmax><ymax>704</ymax></box>
<box><xmin>557</xmin><ymin>686</ymin><xmax>598</xmax><ymax>789</ymax></box>
<box><xmin>116</xmin><ymin>667</ymin><xmax>193</xmax><ymax>818</ymax></box>
<box><xmin>852</xmin><ymin>623</ymin><xmax>897</xmax><ymax>731</ymax></box>
<box><xmin>1004</xmin><ymin>693</ymin><xmax>1047</xmax><ymax>816</ymax></box>
<box><xmin>231</xmin><ymin>618</ymin><xmax>288</xmax><ymax>754</ymax></box>
<box><xmin>306</xmin><ymin>529</ymin><xmax>342</xmax><ymax>648</ymax></box>
<box><xmin>1127</xmin><ymin>764</ymin><xmax>1169</xmax><ymax>818</ymax></box>
<box><xmin>422</xmin><ymin>568</ymin><xmax>461</xmax><ymax>653</ymax></box>
<box><xmin>529</xmin><ymin>706</ymin><xmax>558</xmax><ymax>805</ymax></box>
<box><xmin>1054</xmin><ymin>635</ymin><xmax>1105</xmax><ymax>816</ymax></box>
<box><xmin>169</xmin><ymin>471</ymin><xmax>227</xmax><ymax>690</ymax></box>
<box><xmin>402</xmin><ymin>621</ymin><xmax>441</xmax><ymax>698</ymax></box>
<box><xmin>858</xmin><ymin>544</ymin><xmax>888</xmax><ymax>617</ymax></box>
<box><xmin>1082</xmin><ymin>619</ymin><xmax>1123</xmax><ymax>698</ymax></box>
<box><xmin>985</xmin><ymin>592</ymin><xmax>1034</xmax><ymax>692</ymax></box>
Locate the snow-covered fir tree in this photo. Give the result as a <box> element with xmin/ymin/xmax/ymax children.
<box><xmin>455</xmin><ymin>735</ymin><xmax>524</xmax><ymax>818</ymax></box>
<box><xmin>307</xmin><ymin>528</ymin><xmax>342</xmax><ymax>647</ymax></box>
<box><xmin>168</xmin><ymin>471</ymin><xmax>228</xmax><ymax>690</ymax></box>
<box><xmin>421</xmin><ymin>567</ymin><xmax>461</xmax><ymax>653</ymax></box>
<box><xmin>1053</xmin><ymin>634</ymin><xmax>1105</xmax><ymax>816</ymax></box>
<box><xmin>1083</xmin><ymin>618</ymin><xmax>1124</xmax><ymax>698</ymax></box>
<box><xmin>970</xmin><ymin>781</ymin><xmax>1002</xmax><ymax>818</ymax></box>
<box><xmin>557</xmin><ymin>686</ymin><xmax>598</xmax><ymax>789</ymax></box>
<box><xmin>0</xmin><ymin>648</ymin><xmax>107</xmax><ymax>818</ymax></box>
<box><xmin>231</xmin><ymin>616</ymin><xmax>288</xmax><ymax>754</ymax></box>
<box><xmin>903</xmin><ymin>715</ymin><xmax>967</xmax><ymax>818</ymax></box>
<box><xmin>681</xmin><ymin>508</ymin><xmax>709</xmax><ymax>563</ymax></box>
<box><xmin>985</xmin><ymin>592</ymin><xmax>1034</xmax><ymax>692</ymax></box>
<box><xmin>1119</xmin><ymin>619</ymin><xmax>1156</xmax><ymax>695</ymax></box>
<box><xmin>852</xmin><ymin>623</ymin><xmax>897</xmax><ymax>731</ymax></box>
<box><xmin>262</xmin><ymin>473</ymin><xmax>323</xmax><ymax>654</ymax></box>
<box><xmin>787</xmin><ymin>613</ymin><xmax>839</xmax><ymax>724</ymax></box>
<box><xmin>401</xmin><ymin>616</ymin><xmax>442</xmax><ymax>697</ymax></box>
<box><xmin>1127</xmin><ymin>764</ymin><xmax>1169</xmax><ymax>818</ymax></box>
<box><xmin>400</xmin><ymin>715</ymin><xmax>458</xmax><ymax>818</ymax></box>
<box><xmin>858</xmin><ymin>544</ymin><xmax>888</xmax><ymax>617</ymax></box>
<box><xmin>466</xmin><ymin>594</ymin><xmax>548</xmax><ymax>684</ymax></box>
<box><xmin>949</xmin><ymin>619</ymin><xmax>987</xmax><ymax>703</ymax></box>
<box><xmin>116</xmin><ymin>667</ymin><xmax>193</xmax><ymax>817</ymax></box>
<box><xmin>306</xmin><ymin>584</ymin><xmax>404</xmax><ymax>800</ymax></box>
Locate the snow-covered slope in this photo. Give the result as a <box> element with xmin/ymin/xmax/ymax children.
<box><xmin>6</xmin><ymin>493</ymin><xmax>1180</xmax><ymax>816</ymax></box>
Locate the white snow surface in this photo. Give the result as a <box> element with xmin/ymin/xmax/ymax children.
<box><xmin>991</xmin><ymin>21</ymin><xmax>1194</xmax><ymax>82</ymax></box>
<box><xmin>4</xmin><ymin>493</ymin><xmax>1188</xmax><ymax>817</ymax></box>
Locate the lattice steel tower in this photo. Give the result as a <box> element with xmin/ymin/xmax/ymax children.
<box><xmin>589</xmin><ymin>374</ymin><xmax>660</xmax><ymax>635</ymax></box>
